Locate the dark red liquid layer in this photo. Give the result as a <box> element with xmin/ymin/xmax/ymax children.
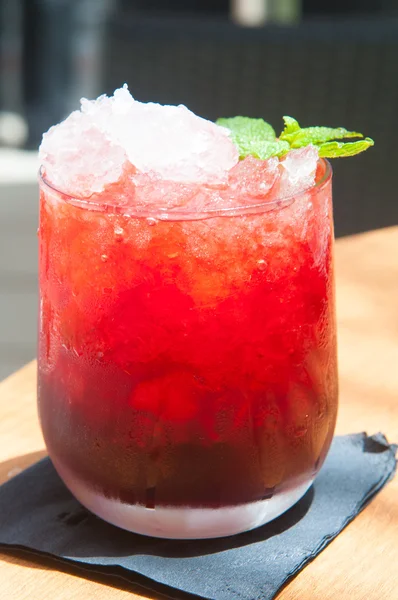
<box><xmin>38</xmin><ymin>166</ymin><xmax>338</xmax><ymax>508</ymax></box>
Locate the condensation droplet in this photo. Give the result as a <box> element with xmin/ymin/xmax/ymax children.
<box><xmin>257</xmin><ymin>259</ymin><xmax>267</xmax><ymax>271</ymax></box>
<box><xmin>293</xmin><ymin>425</ymin><xmax>308</xmax><ymax>438</ymax></box>
<box><xmin>146</xmin><ymin>217</ymin><xmax>157</xmax><ymax>226</ymax></box>
<box><xmin>100</xmin><ymin>254</ymin><xmax>108</xmax><ymax>262</ymax></box>
<box><xmin>114</xmin><ymin>226</ymin><xmax>124</xmax><ymax>240</ymax></box>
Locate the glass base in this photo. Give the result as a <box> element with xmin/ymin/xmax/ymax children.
<box><xmin>53</xmin><ymin>457</ymin><xmax>312</xmax><ymax>539</ymax></box>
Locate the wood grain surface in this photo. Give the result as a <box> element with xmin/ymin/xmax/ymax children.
<box><xmin>0</xmin><ymin>226</ymin><xmax>397</xmax><ymax>600</ymax></box>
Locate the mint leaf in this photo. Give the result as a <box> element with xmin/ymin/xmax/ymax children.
<box><xmin>216</xmin><ymin>116</ymin><xmax>283</xmax><ymax>159</ymax></box>
<box><xmin>216</xmin><ymin>116</ymin><xmax>276</xmax><ymax>143</ymax></box>
<box><xmin>290</xmin><ymin>126</ymin><xmax>363</xmax><ymax>148</ymax></box>
<box><xmin>279</xmin><ymin>117</ymin><xmax>373</xmax><ymax>157</ymax></box>
<box><xmin>238</xmin><ymin>138</ymin><xmax>290</xmax><ymax>160</ymax></box>
<box><xmin>318</xmin><ymin>137</ymin><xmax>374</xmax><ymax>158</ymax></box>
<box><xmin>216</xmin><ymin>116</ymin><xmax>280</xmax><ymax>158</ymax></box>
<box><xmin>279</xmin><ymin>116</ymin><xmax>301</xmax><ymax>143</ymax></box>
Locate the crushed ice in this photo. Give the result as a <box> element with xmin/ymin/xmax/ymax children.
<box><xmin>278</xmin><ymin>145</ymin><xmax>319</xmax><ymax>197</ymax></box>
<box><xmin>40</xmin><ymin>85</ymin><xmax>238</xmax><ymax>196</ymax></box>
<box><xmin>39</xmin><ymin>86</ymin><xmax>319</xmax><ymax>206</ymax></box>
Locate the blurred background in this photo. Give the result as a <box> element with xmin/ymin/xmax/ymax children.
<box><xmin>0</xmin><ymin>0</ymin><xmax>398</xmax><ymax>379</ymax></box>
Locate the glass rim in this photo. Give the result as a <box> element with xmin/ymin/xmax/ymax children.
<box><xmin>39</xmin><ymin>159</ymin><xmax>332</xmax><ymax>220</ymax></box>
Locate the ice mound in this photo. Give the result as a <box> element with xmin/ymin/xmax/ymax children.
<box><xmin>40</xmin><ymin>85</ymin><xmax>239</xmax><ymax>197</ymax></box>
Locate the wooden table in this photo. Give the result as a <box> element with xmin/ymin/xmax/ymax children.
<box><xmin>1</xmin><ymin>226</ymin><xmax>397</xmax><ymax>600</ymax></box>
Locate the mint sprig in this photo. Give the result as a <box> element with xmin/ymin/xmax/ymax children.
<box><xmin>216</xmin><ymin>117</ymin><xmax>289</xmax><ymax>159</ymax></box>
<box><xmin>216</xmin><ymin>115</ymin><xmax>374</xmax><ymax>159</ymax></box>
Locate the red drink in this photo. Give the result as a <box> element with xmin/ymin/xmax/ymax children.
<box><xmin>38</xmin><ymin>155</ymin><xmax>337</xmax><ymax>538</ymax></box>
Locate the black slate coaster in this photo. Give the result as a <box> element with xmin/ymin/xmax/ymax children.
<box><xmin>0</xmin><ymin>433</ymin><xmax>396</xmax><ymax>600</ymax></box>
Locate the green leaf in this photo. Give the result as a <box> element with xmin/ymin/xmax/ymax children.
<box><xmin>237</xmin><ymin>138</ymin><xmax>290</xmax><ymax>160</ymax></box>
<box><xmin>216</xmin><ymin>116</ymin><xmax>276</xmax><ymax>143</ymax></box>
<box><xmin>216</xmin><ymin>116</ymin><xmax>282</xmax><ymax>159</ymax></box>
<box><xmin>279</xmin><ymin>116</ymin><xmax>301</xmax><ymax>143</ymax></box>
<box><xmin>216</xmin><ymin>114</ymin><xmax>374</xmax><ymax>160</ymax></box>
<box><xmin>318</xmin><ymin>137</ymin><xmax>374</xmax><ymax>158</ymax></box>
<box><xmin>290</xmin><ymin>126</ymin><xmax>363</xmax><ymax>148</ymax></box>
<box><xmin>216</xmin><ymin>116</ymin><xmax>283</xmax><ymax>159</ymax></box>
